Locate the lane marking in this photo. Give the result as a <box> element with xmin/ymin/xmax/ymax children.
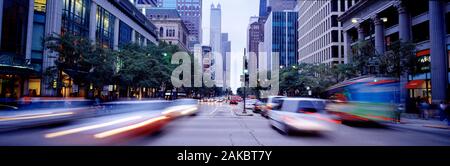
<box><xmin>45</xmin><ymin>116</ymin><xmax>142</xmax><ymax>138</ymax></box>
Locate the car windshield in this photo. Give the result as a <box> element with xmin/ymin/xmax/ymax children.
<box><xmin>246</xmin><ymin>99</ymin><xmax>257</xmax><ymax>104</ymax></box>
<box><xmin>297</xmin><ymin>100</ymin><xmax>326</xmax><ymax>113</ymax></box>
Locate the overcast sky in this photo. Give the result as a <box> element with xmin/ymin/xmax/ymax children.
<box><xmin>201</xmin><ymin>0</ymin><xmax>259</xmax><ymax>93</ymax></box>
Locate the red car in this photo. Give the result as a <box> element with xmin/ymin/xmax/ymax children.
<box><xmin>229</xmin><ymin>96</ymin><xmax>242</xmax><ymax>105</ymax></box>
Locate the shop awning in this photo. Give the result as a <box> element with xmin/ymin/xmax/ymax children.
<box><xmin>406</xmin><ymin>80</ymin><xmax>425</xmax><ymax>89</ymax></box>
<box><xmin>0</xmin><ymin>64</ymin><xmax>37</xmax><ymax>75</ymax></box>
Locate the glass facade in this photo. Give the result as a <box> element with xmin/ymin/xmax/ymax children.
<box><xmin>271</xmin><ymin>11</ymin><xmax>298</xmax><ymax>67</ymax></box>
<box><xmin>31</xmin><ymin>0</ymin><xmax>47</xmax><ymax>73</ymax></box>
<box><xmin>118</xmin><ymin>21</ymin><xmax>132</xmax><ymax>47</ymax></box>
<box><xmin>135</xmin><ymin>32</ymin><xmax>145</xmax><ymax>46</ymax></box>
<box><xmin>34</xmin><ymin>0</ymin><xmax>46</xmax><ymax>12</ymax></box>
<box><xmin>96</xmin><ymin>6</ymin><xmax>115</xmax><ymax>49</ymax></box>
<box><xmin>1</xmin><ymin>0</ymin><xmax>30</xmax><ymax>58</ymax></box>
<box><xmin>159</xmin><ymin>0</ymin><xmax>177</xmax><ymax>9</ymax></box>
<box><xmin>62</xmin><ymin>0</ymin><xmax>90</xmax><ymax>36</ymax></box>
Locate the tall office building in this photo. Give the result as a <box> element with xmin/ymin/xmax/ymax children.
<box><xmin>210</xmin><ymin>3</ymin><xmax>222</xmax><ymax>54</ymax></box>
<box><xmin>264</xmin><ymin>10</ymin><xmax>299</xmax><ymax>69</ymax></box>
<box><xmin>155</xmin><ymin>0</ymin><xmax>202</xmax><ymax>51</ymax></box>
<box><xmin>297</xmin><ymin>0</ymin><xmax>356</xmax><ymax>65</ymax></box>
<box><xmin>133</xmin><ymin>0</ymin><xmax>158</xmax><ymax>15</ymax></box>
<box><xmin>259</xmin><ymin>0</ymin><xmax>268</xmax><ymax>17</ymax></box>
<box><xmin>247</xmin><ymin>17</ymin><xmax>264</xmax><ymax>70</ymax></box>
<box><xmin>267</xmin><ymin>0</ymin><xmax>298</xmax><ymax>13</ymax></box>
<box><xmin>221</xmin><ymin>33</ymin><xmax>231</xmax><ymax>88</ymax></box>
<box><xmin>0</xmin><ymin>0</ymin><xmax>158</xmax><ymax>98</ymax></box>
<box><xmin>210</xmin><ymin>3</ymin><xmax>223</xmax><ymax>87</ymax></box>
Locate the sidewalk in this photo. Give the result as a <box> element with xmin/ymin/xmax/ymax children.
<box><xmin>400</xmin><ymin>117</ymin><xmax>450</xmax><ymax>130</ymax></box>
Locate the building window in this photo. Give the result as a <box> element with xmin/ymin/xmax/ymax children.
<box><xmin>331</xmin><ymin>30</ymin><xmax>339</xmax><ymax>42</ymax></box>
<box><xmin>1</xmin><ymin>0</ymin><xmax>29</xmax><ymax>57</ymax></box>
<box><xmin>31</xmin><ymin>12</ymin><xmax>46</xmax><ymax>72</ymax></box>
<box><xmin>61</xmin><ymin>0</ymin><xmax>90</xmax><ymax>36</ymax></box>
<box><xmin>166</xmin><ymin>28</ymin><xmax>175</xmax><ymax>37</ymax></box>
<box><xmin>135</xmin><ymin>32</ymin><xmax>145</xmax><ymax>46</ymax></box>
<box><xmin>34</xmin><ymin>0</ymin><xmax>47</xmax><ymax>12</ymax></box>
<box><xmin>96</xmin><ymin>6</ymin><xmax>115</xmax><ymax>49</ymax></box>
<box><xmin>119</xmin><ymin>21</ymin><xmax>132</xmax><ymax>47</ymax></box>
<box><xmin>159</xmin><ymin>27</ymin><xmax>164</xmax><ymax>37</ymax></box>
<box><xmin>412</xmin><ymin>21</ymin><xmax>430</xmax><ymax>43</ymax></box>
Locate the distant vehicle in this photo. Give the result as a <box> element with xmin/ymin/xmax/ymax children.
<box><xmin>230</xmin><ymin>96</ymin><xmax>242</xmax><ymax>105</ymax></box>
<box><xmin>162</xmin><ymin>99</ymin><xmax>199</xmax><ymax>118</ymax></box>
<box><xmin>253</xmin><ymin>100</ymin><xmax>266</xmax><ymax>113</ymax></box>
<box><xmin>261</xmin><ymin>96</ymin><xmax>286</xmax><ymax>118</ymax></box>
<box><xmin>325</xmin><ymin>76</ymin><xmax>399</xmax><ymax>123</ymax></box>
<box><xmin>269</xmin><ymin>98</ymin><xmax>338</xmax><ymax>135</ymax></box>
<box><xmin>244</xmin><ymin>99</ymin><xmax>258</xmax><ymax>110</ymax></box>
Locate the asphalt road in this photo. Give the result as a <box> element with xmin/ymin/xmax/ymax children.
<box><xmin>132</xmin><ymin>103</ymin><xmax>450</xmax><ymax>146</ymax></box>
<box><xmin>0</xmin><ymin>102</ymin><xmax>449</xmax><ymax>146</ymax></box>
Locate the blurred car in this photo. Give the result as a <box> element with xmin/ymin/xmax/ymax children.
<box><xmin>244</xmin><ymin>99</ymin><xmax>258</xmax><ymax>110</ymax></box>
<box><xmin>162</xmin><ymin>99</ymin><xmax>199</xmax><ymax>118</ymax></box>
<box><xmin>269</xmin><ymin>98</ymin><xmax>338</xmax><ymax>135</ymax></box>
<box><xmin>229</xmin><ymin>96</ymin><xmax>242</xmax><ymax>105</ymax></box>
<box><xmin>216</xmin><ymin>98</ymin><xmax>226</xmax><ymax>103</ymax></box>
<box><xmin>261</xmin><ymin>96</ymin><xmax>286</xmax><ymax>118</ymax></box>
<box><xmin>253</xmin><ymin>101</ymin><xmax>266</xmax><ymax>113</ymax></box>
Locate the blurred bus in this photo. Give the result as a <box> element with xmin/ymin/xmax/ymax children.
<box><xmin>325</xmin><ymin>76</ymin><xmax>399</xmax><ymax>123</ymax></box>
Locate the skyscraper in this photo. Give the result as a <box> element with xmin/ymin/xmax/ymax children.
<box><xmin>259</xmin><ymin>0</ymin><xmax>268</xmax><ymax>17</ymax></box>
<box><xmin>267</xmin><ymin>0</ymin><xmax>298</xmax><ymax>13</ymax></box>
<box><xmin>297</xmin><ymin>0</ymin><xmax>355</xmax><ymax>65</ymax></box>
<box><xmin>247</xmin><ymin>17</ymin><xmax>264</xmax><ymax>68</ymax></box>
<box><xmin>157</xmin><ymin>0</ymin><xmax>177</xmax><ymax>8</ymax></box>
<box><xmin>210</xmin><ymin>3</ymin><xmax>223</xmax><ymax>87</ymax></box>
<box><xmin>155</xmin><ymin>0</ymin><xmax>203</xmax><ymax>51</ymax></box>
<box><xmin>221</xmin><ymin>33</ymin><xmax>231</xmax><ymax>88</ymax></box>
<box><xmin>264</xmin><ymin>10</ymin><xmax>298</xmax><ymax>69</ymax></box>
<box><xmin>210</xmin><ymin>4</ymin><xmax>222</xmax><ymax>54</ymax></box>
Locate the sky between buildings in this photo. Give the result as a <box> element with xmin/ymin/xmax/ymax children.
<box><xmin>201</xmin><ymin>0</ymin><xmax>259</xmax><ymax>93</ymax></box>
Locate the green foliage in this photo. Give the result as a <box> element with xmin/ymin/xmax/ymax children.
<box><xmin>378</xmin><ymin>41</ymin><xmax>417</xmax><ymax>77</ymax></box>
<box><xmin>349</xmin><ymin>40</ymin><xmax>417</xmax><ymax>77</ymax></box>
<box><xmin>116</xmin><ymin>42</ymin><xmax>179</xmax><ymax>89</ymax></box>
<box><xmin>44</xmin><ymin>33</ymin><xmax>116</xmax><ymax>89</ymax></box>
<box><xmin>44</xmin><ymin>34</ymin><xmax>182</xmax><ymax>97</ymax></box>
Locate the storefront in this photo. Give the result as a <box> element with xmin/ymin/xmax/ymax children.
<box><xmin>407</xmin><ymin>49</ymin><xmax>431</xmax><ymax>103</ymax></box>
<box><xmin>0</xmin><ymin>64</ymin><xmax>37</xmax><ymax>104</ymax></box>
<box><xmin>407</xmin><ymin>46</ymin><xmax>450</xmax><ymax>103</ymax></box>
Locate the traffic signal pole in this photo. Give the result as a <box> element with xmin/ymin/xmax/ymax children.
<box><xmin>243</xmin><ymin>48</ymin><xmax>247</xmax><ymax>114</ymax></box>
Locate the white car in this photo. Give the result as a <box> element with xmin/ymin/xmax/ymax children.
<box><xmin>261</xmin><ymin>96</ymin><xmax>286</xmax><ymax>118</ymax></box>
<box><xmin>244</xmin><ymin>99</ymin><xmax>259</xmax><ymax>110</ymax></box>
<box><xmin>269</xmin><ymin>98</ymin><xmax>338</xmax><ymax>135</ymax></box>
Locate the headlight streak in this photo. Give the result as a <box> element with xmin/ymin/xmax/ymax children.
<box><xmin>44</xmin><ymin>116</ymin><xmax>143</xmax><ymax>138</ymax></box>
<box><xmin>0</xmin><ymin>112</ymin><xmax>74</xmax><ymax>122</ymax></box>
<box><xmin>93</xmin><ymin>116</ymin><xmax>168</xmax><ymax>139</ymax></box>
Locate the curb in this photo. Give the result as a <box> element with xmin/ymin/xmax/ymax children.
<box><xmin>235</xmin><ymin>113</ymin><xmax>254</xmax><ymax>116</ymax></box>
<box><xmin>423</xmin><ymin>124</ymin><xmax>450</xmax><ymax>130</ymax></box>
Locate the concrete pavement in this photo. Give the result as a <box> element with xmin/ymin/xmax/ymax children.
<box><xmin>133</xmin><ymin>103</ymin><xmax>450</xmax><ymax>146</ymax></box>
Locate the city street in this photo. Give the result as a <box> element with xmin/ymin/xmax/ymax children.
<box><xmin>0</xmin><ymin>102</ymin><xmax>449</xmax><ymax>146</ymax></box>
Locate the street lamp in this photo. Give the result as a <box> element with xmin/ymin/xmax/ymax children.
<box><xmin>351</xmin><ymin>18</ymin><xmax>362</xmax><ymax>24</ymax></box>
